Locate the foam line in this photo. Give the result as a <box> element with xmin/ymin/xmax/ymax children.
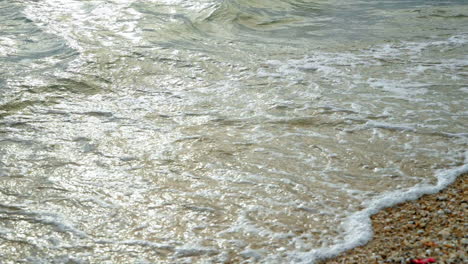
<box><xmin>291</xmin><ymin>156</ymin><xmax>468</xmax><ymax>263</ymax></box>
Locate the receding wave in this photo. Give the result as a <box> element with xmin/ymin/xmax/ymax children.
<box><xmin>1</xmin><ymin>0</ymin><xmax>467</xmax><ymax>263</ymax></box>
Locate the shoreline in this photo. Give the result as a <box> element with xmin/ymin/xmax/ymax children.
<box><xmin>320</xmin><ymin>173</ymin><xmax>467</xmax><ymax>264</ymax></box>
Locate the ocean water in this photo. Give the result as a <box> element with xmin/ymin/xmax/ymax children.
<box><xmin>0</xmin><ymin>0</ymin><xmax>467</xmax><ymax>263</ymax></box>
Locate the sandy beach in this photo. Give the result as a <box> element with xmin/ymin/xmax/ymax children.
<box><xmin>321</xmin><ymin>173</ymin><xmax>467</xmax><ymax>264</ymax></box>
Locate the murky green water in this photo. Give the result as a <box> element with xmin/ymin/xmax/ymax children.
<box><xmin>1</xmin><ymin>0</ymin><xmax>467</xmax><ymax>263</ymax></box>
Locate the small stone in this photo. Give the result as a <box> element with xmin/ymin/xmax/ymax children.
<box><xmin>438</xmin><ymin>228</ymin><xmax>451</xmax><ymax>238</ymax></box>
<box><xmin>423</xmin><ymin>241</ymin><xmax>438</xmax><ymax>247</ymax></box>
<box><xmin>436</xmin><ymin>195</ymin><xmax>448</xmax><ymax>201</ymax></box>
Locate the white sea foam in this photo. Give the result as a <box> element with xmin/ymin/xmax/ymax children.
<box><xmin>289</xmin><ymin>158</ymin><xmax>468</xmax><ymax>263</ymax></box>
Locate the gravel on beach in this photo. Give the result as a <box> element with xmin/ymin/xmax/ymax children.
<box><xmin>321</xmin><ymin>173</ymin><xmax>467</xmax><ymax>264</ymax></box>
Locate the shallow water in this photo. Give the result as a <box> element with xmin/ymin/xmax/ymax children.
<box><xmin>1</xmin><ymin>0</ymin><xmax>467</xmax><ymax>263</ymax></box>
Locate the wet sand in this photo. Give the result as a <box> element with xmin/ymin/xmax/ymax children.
<box><xmin>321</xmin><ymin>173</ymin><xmax>467</xmax><ymax>264</ymax></box>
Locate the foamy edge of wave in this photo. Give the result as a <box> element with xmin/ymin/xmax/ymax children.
<box><xmin>291</xmin><ymin>152</ymin><xmax>468</xmax><ymax>263</ymax></box>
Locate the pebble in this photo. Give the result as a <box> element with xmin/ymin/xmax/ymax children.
<box><xmin>438</xmin><ymin>228</ymin><xmax>451</xmax><ymax>238</ymax></box>
<box><xmin>436</xmin><ymin>195</ymin><xmax>448</xmax><ymax>201</ymax></box>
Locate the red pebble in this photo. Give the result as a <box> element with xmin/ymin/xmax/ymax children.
<box><xmin>410</xmin><ymin>258</ymin><xmax>436</xmax><ymax>264</ymax></box>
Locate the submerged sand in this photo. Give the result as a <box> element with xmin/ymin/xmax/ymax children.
<box><xmin>321</xmin><ymin>173</ymin><xmax>467</xmax><ymax>264</ymax></box>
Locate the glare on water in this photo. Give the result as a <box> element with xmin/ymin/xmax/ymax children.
<box><xmin>0</xmin><ymin>0</ymin><xmax>467</xmax><ymax>263</ymax></box>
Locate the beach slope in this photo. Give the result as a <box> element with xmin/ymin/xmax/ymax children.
<box><xmin>321</xmin><ymin>174</ymin><xmax>467</xmax><ymax>264</ymax></box>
